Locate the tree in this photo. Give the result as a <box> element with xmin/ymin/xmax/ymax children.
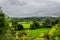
<box><xmin>55</xmin><ymin>19</ymin><xmax>59</xmax><ymax>24</ymax></box>
<box><xmin>51</xmin><ymin>21</ymin><xmax>55</xmax><ymax>26</ymax></box>
<box><xmin>12</xmin><ymin>20</ymin><xmax>24</xmax><ymax>40</ymax></box>
<box><xmin>43</xmin><ymin>17</ymin><xmax>52</xmax><ymax>28</ymax></box>
<box><xmin>17</xmin><ymin>24</ymin><xmax>24</xmax><ymax>30</ymax></box>
<box><xmin>48</xmin><ymin>17</ymin><xmax>60</xmax><ymax>40</ymax></box>
<box><xmin>0</xmin><ymin>8</ymin><xmax>8</xmax><ymax>40</ymax></box>
<box><xmin>11</xmin><ymin>19</ymin><xmax>18</xmax><ymax>30</ymax></box>
<box><xmin>54</xmin><ymin>17</ymin><xmax>60</xmax><ymax>24</ymax></box>
<box><xmin>30</xmin><ymin>21</ymin><xmax>40</xmax><ymax>29</ymax></box>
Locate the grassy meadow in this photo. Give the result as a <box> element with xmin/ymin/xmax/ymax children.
<box><xmin>9</xmin><ymin>21</ymin><xmax>51</xmax><ymax>40</ymax></box>
<box><xmin>18</xmin><ymin>28</ymin><xmax>51</xmax><ymax>40</ymax></box>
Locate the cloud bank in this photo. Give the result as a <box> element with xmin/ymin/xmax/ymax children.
<box><xmin>0</xmin><ymin>0</ymin><xmax>60</xmax><ymax>17</ymax></box>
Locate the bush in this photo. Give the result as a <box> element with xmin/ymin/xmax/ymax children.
<box><xmin>43</xmin><ymin>24</ymin><xmax>52</xmax><ymax>28</ymax></box>
<box><xmin>12</xmin><ymin>21</ymin><xmax>18</xmax><ymax>30</ymax></box>
<box><xmin>0</xmin><ymin>33</ymin><xmax>15</xmax><ymax>40</ymax></box>
<box><xmin>41</xmin><ymin>33</ymin><xmax>49</xmax><ymax>40</ymax></box>
<box><xmin>48</xmin><ymin>24</ymin><xmax>60</xmax><ymax>40</ymax></box>
<box><xmin>55</xmin><ymin>19</ymin><xmax>59</xmax><ymax>24</ymax></box>
<box><xmin>0</xmin><ymin>9</ymin><xmax>8</xmax><ymax>40</ymax></box>
<box><xmin>43</xmin><ymin>18</ymin><xmax>53</xmax><ymax>28</ymax></box>
<box><xmin>52</xmin><ymin>21</ymin><xmax>55</xmax><ymax>26</ymax></box>
<box><xmin>17</xmin><ymin>24</ymin><xmax>24</xmax><ymax>30</ymax></box>
<box><xmin>30</xmin><ymin>21</ymin><xmax>40</xmax><ymax>29</ymax></box>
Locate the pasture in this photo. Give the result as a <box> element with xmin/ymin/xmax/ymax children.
<box><xmin>18</xmin><ymin>21</ymin><xmax>43</xmax><ymax>28</ymax></box>
<box><xmin>18</xmin><ymin>28</ymin><xmax>51</xmax><ymax>40</ymax></box>
<box><xmin>9</xmin><ymin>21</ymin><xmax>51</xmax><ymax>40</ymax></box>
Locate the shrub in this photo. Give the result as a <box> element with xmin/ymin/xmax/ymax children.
<box><xmin>52</xmin><ymin>21</ymin><xmax>55</xmax><ymax>26</ymax></box>
<box><xmin>43</xmin><ymin>18</ymin><xmax>53</xmax><ymax>28</ymax></box>
<box><xmin>12</xmin><ymin>21</ymin><xmax>18</xmax><ymax>30</ymax></box>
<box><xmin>41</xmin><ymin>33</ymin><xmax>49</xmax><ymax>40</ymax></box>
<box><xmin>48</xmin><ymin>24</ymin><xmax>60</xmax><ymax>40</ymax></box>
<box><xmin>0</xmin><ymin>9</ymin><xmax>8</xmax><ymax>40</ymax></box>
<box><xmin>55</xmin><ymin>19</ymin><xmax>59</xmax><ymax>24</ymax></box>
<box><xmin>17</xmin><ymin>24</ymin><xmax>24</xmax><ymax>30</ymax></box>
<box><xmin>0</xmin><ymin>33</ymin><xmax>15</xmax><ymax>40</ymax></box>
<box><xmin>43</xmin><ymin>23</ymin><xmax>52</xmax><ymax>28</ymax></box>
<box><xmin>30</xmin><ymin>21</ymin><xmax>40</xmax><ymax>29</ymax></box>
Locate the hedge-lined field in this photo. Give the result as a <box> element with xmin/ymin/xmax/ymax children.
<box><xmin>18</xmin><ymin>21</ymin><xmax>43</xmax><ymax>28</ymax></box>
<box><xmin>18</xmin><ymin>28</ymin><xmax>51</xmax><ymax>40</ymax></box>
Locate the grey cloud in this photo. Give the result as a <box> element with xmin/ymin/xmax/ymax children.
<box><xmin>9</xmin><ymin>0</ymin><xmax>27</xmax><ymax>6</ymax></box>
<box><xmin>0</xmin><ymin>0</ymin><xmax>60</xmax><ymax>17</ymax></box>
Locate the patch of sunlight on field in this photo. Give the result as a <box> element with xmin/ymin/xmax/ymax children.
<box><xmin>18</xmin><ymin>22</ymin><xmax>33</xmax><ymax>28</ymax></box>
<box><xmin>18</xmin><ymin>21</ymin><xmax>44</xmax><ymax>28</ymax></box>
<box><xmin>10</xmin><ymin>21</ymin><xmax>44</xmax><ymax>28</ymax></box>
<box><xmin>22</xmin><ymin>24</ymin><xmax>30</xmax><ymax>28</ymax></box>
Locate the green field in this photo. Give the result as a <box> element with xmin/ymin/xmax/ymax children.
<box><xmin>18</xmin><ymin>21</ymin><xmax>43</xmax><ymax>28</ymax></box>
<box><xmin>9</xmin><ymin>22</ymin><xmax>51</xmax><ymax>40</ymax></box>
<box><xmin>25</xmin><ymin>28</ymin><xmax>50</xmax><ymax>37</ymax></box>
<box><xmin>18</xmin><ymin>22</ymin><xmax>33</xmax><ymax>28</ymax></box>
<box><xmin>9</xmin><ymin>21</ymin><xmax>44</xmax><ymax>28</ymax></box>
<box><xmin>18</xmin><ymin>28</ymin><xmax>51</xmax><ymax>40</ymax></box>
<box><xmin>0</xmin><ymin>7</ymin><xmax>60</xmax><ymax>40</ymax></box>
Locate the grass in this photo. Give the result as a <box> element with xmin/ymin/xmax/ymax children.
<box><xmin>18</xmin><ymin>21</ymin><xmax>44</xmax><ymax>28</ymax></box>
<box><xmin>25</xmin><ymin>28</ymin><xmax>51</xmax><ymax>37</ymax></box>
<box><xmin>9</xmin><ymin>21</ymin><xmax>44</xmax><ymax>28</ymax></box>
<box><xmin>9</xmin><ymin>21</ymin><xmax>51</xmax><ymax>40</ymax></box>
<box><xmin>18</xmin><ymin>28</ymin><xmax>51</xmax><ymax>40</ymax></box>
<box><xmin>18</xmin><ymin>22</ymin><xmax>32</xmax><ymax>28</ymax></box>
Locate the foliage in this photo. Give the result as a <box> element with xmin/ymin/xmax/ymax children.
<box><xmin>0</xmin><ymin>33</ymin><xmax>15</xmax><ymax>40</ymax></box>
<box><xmin>0</xmin><ymin>10</ymin><xmax>9</xmax><ymax>40</ymax></box>
<box><xmin>41</xmin><ymin>32</ymin><xmax>49</xmax><ymax>40</ymax></box>
<box><xmin>12</xmin><ymin>21</ymin><xmax>18</xmax><ymax>30</ymax></box>
<box><xmin>43</xmin><ymin>17</ymin><xmax>52</xmax><ymax>28</ymax></box>
<box><xmin>55</xmin><ymin>19</ymin><xmax>59</xmax><ymax>24</ymax></box>
<box><xmin>30</xmin><ymin>21</ymin><xmax>40</xmax><ymax>29</ymax></box>
<box><xmin>17</xmin><ymin>24</ymin><xmax>24</xmax><ymax>30</ymax></box>
<box><xmin>48</xmin><ymin>24</ymin><xmax>60</xmax><ymax>40</ymax></box>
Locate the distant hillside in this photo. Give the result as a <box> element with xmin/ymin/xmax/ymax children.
<box><xmin>8</xmin><ymin>17</ymin><xmax>58</xmax><ymax>22</ymax></box>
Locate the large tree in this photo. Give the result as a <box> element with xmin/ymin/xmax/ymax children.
<box><xmin>48</xmin><ymin>17</ymin><xmax>60</xmax><ymax>40</ymax></box>
<box><xmin>43</xmin><ymin>17</ymin><xmax>52</xmax><ymax>28</ymax></box>
<box><xmin>0</xmin><ymin>8</ymin><xmax>8</xmax><ymax>40</ymax></box>
<box><xmin>30</xmin><ymin>21</ymin><xmax>40</xmax><ymax>29</ymax></box>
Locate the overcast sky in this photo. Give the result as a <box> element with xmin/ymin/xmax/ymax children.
<box><xmin>0</xmin><ymin>0</ymin><xmax>60</xmax><ymax>17</ymax></box>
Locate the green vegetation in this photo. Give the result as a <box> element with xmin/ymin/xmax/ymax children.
<box><xmin>0</xmin><ymin>9</ymin><xmax>9</xmax><ymax>40</ymax></box>
<box><xmin>30</xmin><ymin>21</ymin><xmax>40</xmax><ymax>29</ymax></box>
<box><xmin>0</xmin><ymin>8</ymin><xmax>16</xmax><ymax>40</ymax></box>
<box><xmin>0</xmin><ymin>9</ymin><xmax>60</xmax><ymax>40</ymax></box>
<box><xmin>18</xmin><ymin>28</ymin><xmax>50</xmax><ymax>40</ymax></box>
<box><xmin>18</xmin><ymin>22</ymin><xmax>31</xmax><ymax>28</ymax></box>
